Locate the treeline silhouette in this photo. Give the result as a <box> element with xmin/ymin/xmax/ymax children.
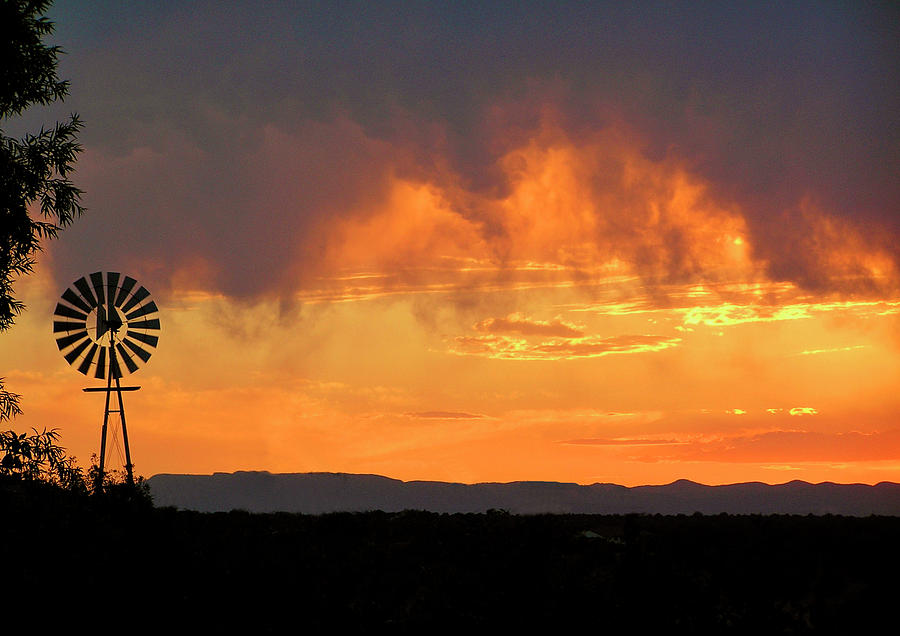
<box><xmin>2</xmin><ymin>478</ymin><xmax>896</xmax><ymax>633</ymax></box>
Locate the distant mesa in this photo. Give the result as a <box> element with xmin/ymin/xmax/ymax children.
<box><xmin>147</xmin><ymin>472</ymin><xmax>900</xmax><ymax>516</ymax></box>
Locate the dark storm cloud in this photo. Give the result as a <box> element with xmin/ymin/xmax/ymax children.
<box><xmin>57</xmin><ymin>117</ymin><xmax>403</xmax><ymax>299</ymax></box>
<box><xmin>41</xmin><ymin>0</ymin><xmax>900</xmax><ymax>299</ymax></box>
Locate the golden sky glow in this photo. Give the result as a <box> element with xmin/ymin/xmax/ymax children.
<box><xmin>3</xmin><ymin>2</ymin><xmax>899</xmax><ymax>487</ymax></box>
<box><xmin>4</xmin><ymin>114</ymin><xmax>900</xmax><ymax>486</ymax></box>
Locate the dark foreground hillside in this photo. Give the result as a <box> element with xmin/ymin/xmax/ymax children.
<box><xmin>2</xmin><ymin>480</ymin><xmax>896</xmax><ymax>633</ymax></box>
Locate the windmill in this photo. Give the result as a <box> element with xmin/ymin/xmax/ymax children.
<box><xmin>52</xmin><ymin>272</ymin><xmax>160</xmax><ymax>489</ymax></box>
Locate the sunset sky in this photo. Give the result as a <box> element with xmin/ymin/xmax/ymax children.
<box><xmin>3</xmin><ymin>1</ymin><xmax>899</xmax><ymax>486</ymax></box>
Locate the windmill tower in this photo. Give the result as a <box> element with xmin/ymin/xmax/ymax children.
<box><xmin>52</xmin><ymin>272</ymin><xmax>160</xmax><ymax>489</ymax></box>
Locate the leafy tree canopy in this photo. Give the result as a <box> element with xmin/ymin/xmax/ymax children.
<box><xmin>0</xmin><ymin>426</ymin><xmax>85</xmax><ymax>491</ymax></box>
<box><xmin>1</xmin><ymin>0</ymin><xmax>84</xmax><ymax>331</ymax></box>
<box><xmin>1</xmin><ymin>0</ymin><xmax>84</xmax><ymax>424</ymax></box>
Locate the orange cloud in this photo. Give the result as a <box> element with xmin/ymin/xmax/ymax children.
<box><xmin>760</xmin><ymin>197</ymin><xmax>900</xmax><ymax>294</ymax></box>
<box><xmin>635</xmin><ymin>429</ymin><xmax>900</xmax><ymax>464</ymax></box>
<box><xmin>564</xmin><ymin>438</ymin><xmax>686</xmax><ymax>446</ymax></box>
<box><xmin>296</xmin><ymin>107</ymin><xmax>900</xmax><ymax>330</ymax></box>
<box><xmin>473</xmin><ymin>313</ymin><xmax>584</xmax><ymax>338</ymax></box>
<box><xmin>797</xmin><ymin>345</ymin><xmax>870</xmax><ymax>356</ymax></box>
<box><xmin>681</xmin><ymin>303</ymin><xmax>810</xmax><ymax>327</ymax></box>
<box><xmin>311</xmin><ymin>113</ymin><xmax>767</xmax><ymax>308</ymax></box>
<box><xmin>450</xmin><ymin>333</ymin><xmax>681</xmax><ymax>361</ymax></box>
<box><xmin>405</xmin><ymin>411</ymin><xmax>486</xmax><ymax>420</ymax></box>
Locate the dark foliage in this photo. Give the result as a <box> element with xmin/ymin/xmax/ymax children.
<box><xmin>1</xmin><ymin>0</ymin><xmax>84</xmax><ymax>331</ymax></box>
<box><xmin>1</xmin><ymin>484</ymin><xmax>895</xmax><ymax>633</ymax></box>
<box><xmin>0</xmin><ymin>426</ymin><xmax>85</xmax><ymax>489</ymax></box>
<box><xmin>0</xmin><ymin>425</ymin><xmax>152</xmax><ymax>510</ymax></box>
<box><xmin>0</xmin><ymin>377</ymin><xmax>22</xmax><ymax>423</ymax></box>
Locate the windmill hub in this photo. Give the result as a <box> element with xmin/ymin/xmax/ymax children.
<box><xmin>91</xmin><ymin>304</ymin><xmax>124</xmax><ymax>345</ymax></box>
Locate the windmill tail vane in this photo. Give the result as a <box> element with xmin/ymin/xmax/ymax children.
<box><xmin>53</xmin><ymin>271</ymin><xmax>161</xmax><ymax>489</ymax></box>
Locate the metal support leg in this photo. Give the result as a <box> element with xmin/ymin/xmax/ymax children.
<box><xmin>115</xmin><ymin>375</ymin><xmax>135</xmax><ymax>486</ymax></box>
<box><xmin>96</xmin><ymin>364</ymin><xmax>113</xmax><ymax>492</ymax></box>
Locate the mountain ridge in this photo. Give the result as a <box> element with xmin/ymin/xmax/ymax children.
<box><xmin>147</xmin><ymin>471</ymin><xmax>900</xmax><ymax>515</ymax></box>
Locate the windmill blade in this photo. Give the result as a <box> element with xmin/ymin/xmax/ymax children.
<box><xmin>115</xmin><ymin>276</ymin><xmax>137</xmax><ymax>307</ymax></box>
<box><xmin>63</xmin><ymin>337</ymin><xmax>92</xmax><ymax>364</ymax></box>
<box><xmin>73</xmin><ymin>277</ymin><xmax>97</xmax><ymax>308</ymax></box>
<box><xmin>123</xmin><ymin>337</ymin><xmax>153</xmax><ymax>363</ymax></box>
<box><xmin>121</xmin><ymin>286</ymin><xmax>151</xmax><ymax>313</ymax></box>
<box><xmin>54</xmin><ymin>320</ymin><xmax>86</xmax><ymax>333</ymax></box>
<box><xmin>106</xmin><ymin>272</ymin><xmax>120</xmax><ymax>303</ymax></box>
<box><xmin>125</xmin><ymin>301</ymin><xmax>158</xmax><ymax>321</ymax></box>
<box><xmin>53</xmin><ymin>303</ymin><xmax>88</xmax><ymax>322</ymax></box>
<box><xmin>94</xmin><ymin>347</ymin><xmax>107</xmax><ymax>380</ymax></box>
<box><xmin>62</xmin><ymin>288</ymin><xmax>92</xmax><ymax>313</ymax></box>
<box><xmin>90</xmin><ymin>272</ymin><xmax>106</xmax><ymax>306</ymax></box>
<box><xmin>56</xmin><ymin>330</ymin><xmax>88</xmax><ymax>350</ymax></box>
<box><xmin>126</xmin><ymin>330</ymin><xmax>159</xmax><ymax>347</ymax></box>
<box><xmin>128</xmin><ymin>318</ymin><xmax>161</xmax><ymax>331</ymax></box>
<box><xmin>116</xmin><ymin>343</ymin><xmax>139</xmax><ymax>373</ymax></box>
<box><xmin>77</xmin><ymin>344</ymin><xmax>98</xmax><ymax>375</ymax></box>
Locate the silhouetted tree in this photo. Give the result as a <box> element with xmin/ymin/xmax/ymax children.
<box><xmin>1</xmin><ymin>0</ymin><xmax>84</xmax><ymax>428</ymax></box>
<box><xmin>1</xmin><ymin>0</ymin><xmax>84</xmax><ymax>329</ymax></box>
<box><xmin>0</xmin><ymin>426</ymin><xmax>86</xmax><ymax>491</ymax></box>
